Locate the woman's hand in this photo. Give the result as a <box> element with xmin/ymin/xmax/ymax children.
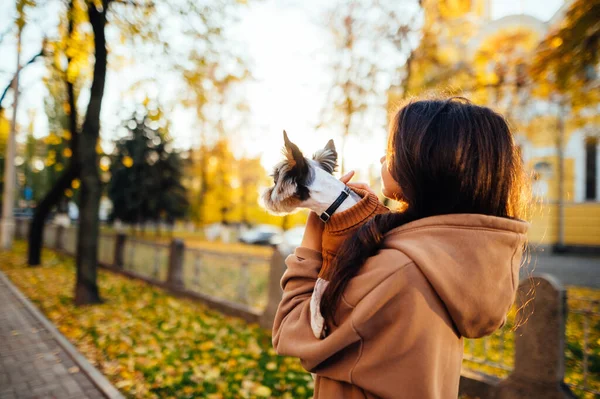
<box><xmin>300</xmin><ymin>171</ymin><xmax>356</xmax><ymax>251</ymax></box>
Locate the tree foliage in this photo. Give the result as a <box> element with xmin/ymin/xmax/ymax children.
<box><xmin>318</xmin><ymin>0</ymin><xmax>416</xmax><ymax>173</ymax></box>
<box><xmin>16</xmin><ymin>0</ymin><xmax>251</xmax><ymax>304</ymax></box>
<box><xmin>403</xmin><ymin>0</ymin><xmax>477</xmax><ymax>95</ymax></box>
<box><xmin>531</xmin><ymin>0</ymin><xmax>600</xmax><ymax>108</ymax></box>
<box><xmin>108</xmin><ymin>109</ymin><xmax>188</xmax><ymax>226</ymax></box>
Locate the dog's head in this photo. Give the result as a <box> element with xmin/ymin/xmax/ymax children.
<box><xmin>261</xmin><ymin>131</ymin><xmax>338</xmax><ymax>214</ymax></box>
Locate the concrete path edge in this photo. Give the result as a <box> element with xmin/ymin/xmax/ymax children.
<box><xmin>0</xmin><ymin>270</ymin><xmax>124</xmax><ymax>399</ymax></box>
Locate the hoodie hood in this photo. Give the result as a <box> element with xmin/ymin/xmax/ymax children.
<box><xmin>383</xmin><ymin>214</ymin><xmax>528</xmax><ymax>338</ymax></box>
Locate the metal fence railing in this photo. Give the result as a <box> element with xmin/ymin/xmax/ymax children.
<box><xmin>43</xmin><ymin>224</ymin><xmax>59</xmax><ymax>248</ymax></box>
<box><xmin>98</xmin><ymin>233</ymin><xmax>116</xmax><ymax>268</ymax></box>
<box><xmin>463</xmin><ymin>318</ymin><xmax>515</xmax><ymax>377</ymax></box>
<box><xmin>123</xmin><ymin>238</ymin><xmax>170</xmax><ymax>282</ymax></box>
<box><xmin>182</xmin><ymin>247</ymin><xmax>271</xmax><ymax>311</ymax></box>
<box><xmin>565</xmin><ymin>296</ymin><xmax>600</xmax><ymax>397</ymax></box>
<box><xmin>63</xmin><ymin>227</ymin><xmax>77</xmax><ymax>254</ymax></box>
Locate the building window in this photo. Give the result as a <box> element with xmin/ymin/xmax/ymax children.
<box><xmin>585</xmin><ymin>137</ymin><xmax>598</xmax><ymax>201</ymax></box>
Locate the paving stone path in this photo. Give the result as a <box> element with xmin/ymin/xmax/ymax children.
<box><xmin>0</xmin><ymin>272</ymin><xmax>117</xmax><ymax>399</ymax></box>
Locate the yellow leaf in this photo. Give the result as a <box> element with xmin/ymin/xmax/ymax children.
<box><xmin>199</xmin><ymin>341</ymin><xmax>214</xmax><ymax>351</ymax></box>
<box><xmin>253</xmin><ymin>385</ymin><xmax>272</xmax><ymax>397</ymax></box>
<box><xmin>115</xmin><ymin>380</ymin><xmax>133</xmax><ymax>388</ymax></box>
<box><xmin>266</xmin><ymin>362</ymin><xmax>276</xmax><ymax>370</ymax></box>
<box><xmin>122</xmin><ymin>156</ymin><xmax>133</xmax><ymax>168</ymax></box>
<box><xmin>134</xmin><ymin>347</ymin><xmax>147</xmax><ymax>355</ymax></box>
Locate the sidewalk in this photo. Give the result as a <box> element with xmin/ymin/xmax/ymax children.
<box><xmin>522</xmin><ymin>249</ymin><xmax>600</xmax><ymax>288</ymax></box>
<box><xmin>0</xmin><ymin>271</ymin><xmax>122</xmax><ymax>399</ymax></box>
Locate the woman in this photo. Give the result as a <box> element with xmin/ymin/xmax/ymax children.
<box><xmin>272</xmin><ymin>98</ymin><xmax>529</xmax><ymax>398</ymax></box>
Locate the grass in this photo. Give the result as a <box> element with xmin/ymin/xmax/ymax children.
<box><xmin>0</xmin><ymin>242</ymin><xmax>312</xmax><ymax>399</ymax></box>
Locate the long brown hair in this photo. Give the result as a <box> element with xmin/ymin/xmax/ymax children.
<box><xmin>320</xmin><ymin>97</ymin><xmax>529</xmax><ymax>325</ymax></box>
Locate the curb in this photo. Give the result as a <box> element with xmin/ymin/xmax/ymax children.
<box><xmin>0</xmin><ymin>270</ymin><xmax>124</xmax><ymax>399</ymax></box>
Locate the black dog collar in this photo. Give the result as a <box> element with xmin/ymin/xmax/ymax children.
<box><xmin>320</xmin><ymin>186</ymin><xmax>351</xmax><ymax>222</ymax></box>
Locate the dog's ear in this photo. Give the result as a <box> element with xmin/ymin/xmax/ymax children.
<box><xmin>312</xmin><ymin>139</ymin><xmax>337</xmax><ymax>174</ymax></box>
<box><xmin>283</xmin><ymin>130</ymin><xmax>307</xmax><ymax>172</ymax></box>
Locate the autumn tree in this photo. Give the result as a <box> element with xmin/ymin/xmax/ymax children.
<box><xmin>27</xmin><ymin>0</ymin><xmax>91</xmax><ymax>269</ymax></box>
<box><xmin>108</xmin><ymin>109</ymin><xmax>188</xmax><ymax>230</ymax></box>
<box><xmin>530</xmin><ymin>0</ymin><xmax>600</xmax><ymax>108</ymax></box>
<box><xmin>237</xmin><ymin>156</ymin><xmax>264</xmax><ymax>227</ymax></box>
<box><xmin>318</xmin><ymin>0</ymin><xmax>416</xmax><ymax>174</ymax></box>
<box><xmin>182</xmin><ymin>58</ymin><xmax>250</xmax><ymax>225</ymax></box>
<box><xmin>186</xmin><ymin>139</ymin><xmax>236</xmax><ymax>226</ymax></box>
<box><xmin>20</xmin><ymin>0</ymin><xmax>250</xmax><ymax>304</ymax></box>
<box><xmin>402</xmin><ymin>0</ymin><xmax>479</xmax><ymax>96</ymax></box>
<box><xmin>0</xmin><ymin>0</ymin><xmax>45</xmax><ymax>115</ymax></box>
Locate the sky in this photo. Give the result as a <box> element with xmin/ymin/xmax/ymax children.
<box><xmin>0</xmin><ymin>0</ymin><xmax>565</xmax><ymax>179</ymax></box>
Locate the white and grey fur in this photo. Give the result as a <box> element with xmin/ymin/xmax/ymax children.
<box><xmin>262</xmin><ymin>130</ymin><xmax>361</xmax><ymax>217</ymax></box>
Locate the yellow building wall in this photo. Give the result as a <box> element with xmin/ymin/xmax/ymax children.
<box><xmin>522</xmin><ymin>115</ymin><xmax>587</xmax><ymax>149</ymax></box>
<box><xmin>528</xmin><ymin>203</ymin><xmax>600</xmax><ymax>246</ymax></box>
<box><xmin>524</xmin><ymin>113</ymin><xmax>600</xmax><ymax>247</ymax></box>
<box><xmin>526</xmin><ymin>156</ymin><xmax>575</xmax><ymax>202</ymax></box>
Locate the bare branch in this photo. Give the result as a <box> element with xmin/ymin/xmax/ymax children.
<box><xmin>110</xmin><ymin>0</ymin><xmax>155</xmax><ymax>8</ymax></box>
<box><xmin>0</xmin><ymin>46</ymin><xmax>45</xmax><ymax>111</ymax></box>
<box><xmin>0</xmin><ymin>26</ymin><xmax>13</xmax><ymax>45</ymax></box>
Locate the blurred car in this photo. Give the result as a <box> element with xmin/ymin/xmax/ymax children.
<box><xmin>13</xmin><ymin>208</ymin><xmax>33</xmax><ymax>218</ymax></box>
<box><xmin>278</xmin><ymin>225</ymin><xmax>305</xmax><ymax>255</ymax></box>
<box><xmin>239</xmin><ymin>224</ymin><xmax>284</xmax><ymax>246</ymax></box>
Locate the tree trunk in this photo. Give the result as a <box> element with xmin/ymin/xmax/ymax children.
<box><xmin>28</xmin><ymin>165</ymin><xmax>77</xmax><ymax>265</ymax></box>
<box><xmin>74</xmin><ymin>0</ymin><xmax>109</xmax><ymax>306</ymax></box>
<box><xmin>401</xmin><ymin>51</ymin><xmax>413</xmax><ymax>97</ymax></box>
<box><xmin>28</xmin><ymin>8</ymin><xmax>79</xmax><ymax>266</ymax></box>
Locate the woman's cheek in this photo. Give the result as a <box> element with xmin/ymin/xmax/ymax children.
<box><xmin>380</xmin><ymin>162</ymin><xmax>402</xmax><ymax>200</ymax></box>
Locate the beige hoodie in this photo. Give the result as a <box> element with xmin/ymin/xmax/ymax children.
<box><xmin>272</xmin><ymin>213</ymin><xmax>528</xmax><ymax>399</ymax></box>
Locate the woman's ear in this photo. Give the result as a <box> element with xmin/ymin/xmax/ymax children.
<box><xmin>312</xmin><ymin>139</ymin><xmax>338</xmax><ymax>174</ymax></box>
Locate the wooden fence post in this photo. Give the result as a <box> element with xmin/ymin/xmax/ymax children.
<box><xmin>55</xmin><ymin>225</ymin><xmax>64</xmax><ymax>251</ymax></box>
<box><xmin>259</xmin><ymin>248</ymin><xmax>288</xmax><ymax>330</ymax></box>
<box><xmin>496</xmin><ymin>274</ymin><xmax>577</xmax><ymax>399</ymax></box>
<box><xmin>14</xmin><ymin>218</ymin><xmax>21</xmax><ymax>239</ymax></box>
<box><xmin>237</xmin><ymin>261</ymin><xmax>249</xmax><ymax>304</ymax></box>
<box><xmin>167</xmin><ymin>239</ymin><xmax>185</xmax><ymax>290</ymax></box>
<box><xmin>114</xmin><ymin>233</ymin><xmax>126</xmax><ymax>269</ymax></box>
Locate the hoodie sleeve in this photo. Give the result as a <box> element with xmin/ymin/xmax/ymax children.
<box><xmin>272</xmin><ymin>247</ymin><xmax>361</xmax><ymax>380</ymax></box>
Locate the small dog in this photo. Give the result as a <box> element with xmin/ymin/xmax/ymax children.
<box><xmin>262</xmin><ymin>131</ymin><xmax>361</xmax><ymax>217</ymax></box>
<box><xmin>262</xmin><ymin>131</ymin><xmax>363</xmax><ymax>339</ymax></box>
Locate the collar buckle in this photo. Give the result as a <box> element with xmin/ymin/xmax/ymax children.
<box><xmin>319</xmin><ymin>186</ymin><xmax>351</xmax><ymax>223</ymax></box>
<box><xmin>319</xmin><ymin>212</ymin><xmax>331</xmax><ymax>223</ymax></box>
